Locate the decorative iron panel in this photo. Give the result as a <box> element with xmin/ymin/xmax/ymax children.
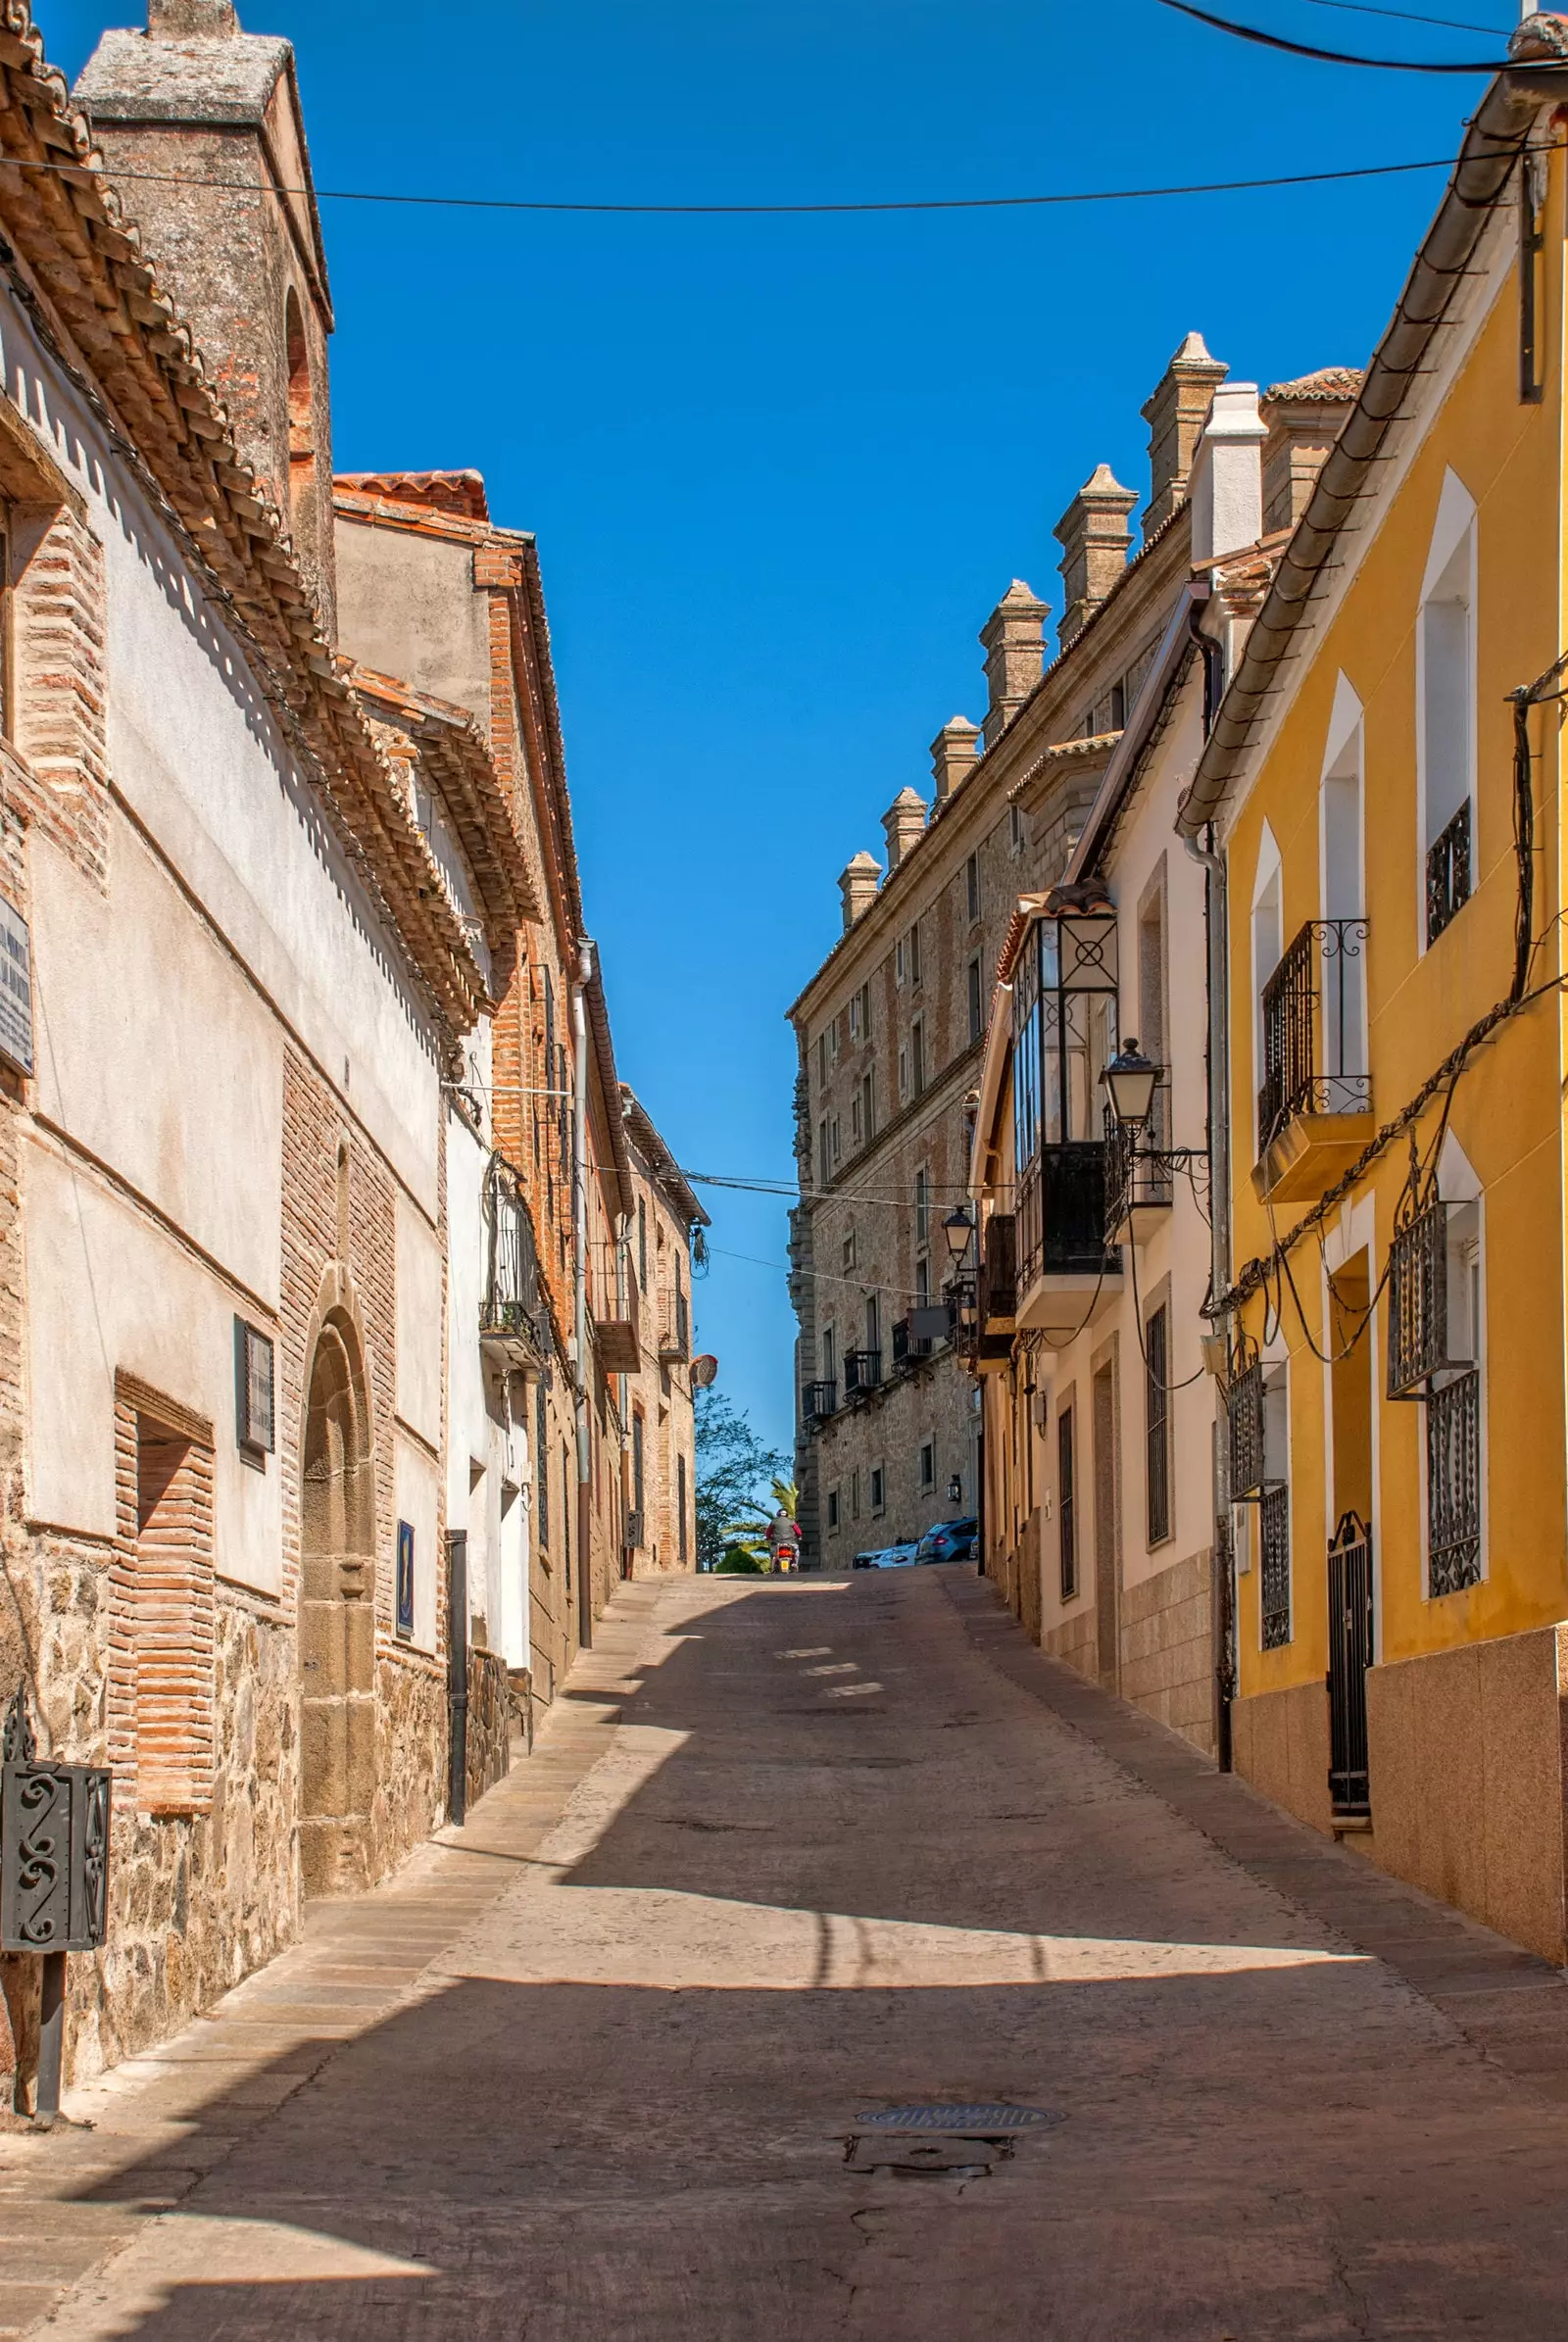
<box><xmin>1257</xmin><ymin>921</ymin><xmax>1316</xmax><ymax>1150</ymax></box>
<box><xmin>1259</xmin><ymin>1483</ymin><xmax>1292</xmax><ymax>1649</ymax></box>
<box><xmin>1103</xmin><ymin>1115</ymin><xmax>1174</xmax><ymax>1242</ymax></box>
<box><xmin>1387</xmin><ymin>1199</ymin><xmax>1452</xmax><ymax>1398</ymax></box>
<box><xmin>1256</xmin><ymin>920</ymin><xmax>1371</xmax><ymax>1150</ymax></box>
<box><xmin>0</xmin><ymin>1716</ymin><xmax>111</xmax><ymax>1954</ymax></box>
<box><xmin>1327</xmin><ymin>1511</ymin><xmax>1374</xmax><ymax>1816</ymax></box>
<box><xmin>1427</xmin><ymin>1368</ymin><xmax>1481</xmax><ymax>1594</ymax></box>
<box><xmin>1039</xmin><ymin>1143</ymin><xmax>1119</xmax><ymax>1276</ymax></box>
<box><xmin>1426</xmin><ymin>800</ymin><xmax>1472</xmax><ymax>946</ymax></box>
<box><xmin>1228</xmin><ymin>1359</ymin><xmax>1265</xmax><ymax>1499</ymax></box>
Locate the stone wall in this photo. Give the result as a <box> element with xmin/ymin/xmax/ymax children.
<box><xmin>1232</xmin><ymin>1678</ymin><xmax>1333</xmax><ymax>1837</ymax></box>
<box><xmin>1118</xmin><ymin>1547</ymin><xmax>1215</xmax><ymax>1755</ymax></box>
<box><xmin>1044</xmin><ymin>1603</ymin><xmax>1099</xmax><ymax>1681</ymax></box>
<box><xmin>466</xmin><ymin>1644</ymin><xmax>514</xmax><ymax>1812</ymax></box>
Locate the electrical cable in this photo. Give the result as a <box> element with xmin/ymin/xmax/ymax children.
<box><xmin>0</xmin><ymin>148</ymin><xmax>1460</xmax><ymax>220</ymax></box>
<box><xmin>1153</xmin><ymin>0</ymin><xmax>1531</xmax><ymax>69</ymax></box>
<box><xmin>1301</xmin><ymin>0</ymin><xmax>1516</xmax><ymax>35</ymax></box>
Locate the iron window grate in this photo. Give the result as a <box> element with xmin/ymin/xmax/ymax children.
<box><xmin>1426</xmin><ymin>800</ymin><xmax>1472</xmax><ymax>947</ymax></box>
<box><xmin>1229</xmin><ymin>1359</ymin><xmax>1265</xmax><ymax>1500</ymax></box>
<box><xmin>1387</xmin><ymin>1199</ymin><xmax>1458</xmax><ymax>1397</ymax></box>
<box><xmin>1427</xmin><ymin>1367</ymin><xmax>1482</xmax><ymax>1595</ymax></box>
<box><xmin>1260</xmin><ymin>1483</ymin><xmax>1292</xmax><ymax>1649</ymax></box>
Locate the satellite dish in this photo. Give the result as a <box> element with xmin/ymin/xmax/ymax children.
<box><xmin>691</xmin><ymin>1353</ymin><xmax>719</xmax><ymax>1389</ymax></box>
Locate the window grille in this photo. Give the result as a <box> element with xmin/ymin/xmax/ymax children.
<box><xmin>234</xmin><ymin>1319</ymin><xmax>274</xmax><ymax>1458</ymax></box>
<box><xmin>1427</xmin><ymin>1367</ymin><xmax>1481</xmax><ymax>1593</ymax></box>
<box><xmin>1259</xmin><ymin>1483</ymin><xmax>1292</xmax><ymax>1647</ymax></box>
<box><xmin>1146</xmin><ymin>1304</ymin><xmax>1170</xmax><ymax>1544</ymax></box>
<box><xmin>1387</xmin><ymin>1198</ymin><xmax>1460</xmax><ymax>1397</ymax></box>
<box><xmin>1426</xmin><ymin>800</ymin><xmax>1472</xmax><ymax>945</ymax></box>
<box><xmin>1228</xmin><ymin>1358</ymin><xmax>1265</xmax><ymax>1499</ymax></box>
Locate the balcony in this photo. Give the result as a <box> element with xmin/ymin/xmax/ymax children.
<box><xmin>1015</xmin><ymin>1144</ymin><xmax>1122</xmax><ymax>1343</ymax></box>
<box><xmin>595</xmin><ymin>1296</ymin><xmax>641</xmax><ymax>1376</ymax></box>
<box><xmin>1253</xmin><ymin>918</ymin><xmax>1372</xmax><ymax>1204</ymax></box>
<box><xmin>659</xmin><ymin>1290</ymin><xmax>691</xmax><ymax>1366</ymax></box>
<box><xmin>891</xmin><ymin>1315</ymin><xmax>932</xmax><ymax>1370</ymax></box>
<box><xmin>843</xmin><ymin>1347</ymin><xmax>882</xmax><ymax>1399</ymax></box>
<box><xmin>1426</xmin><ymin>801</ymin><xmax>1471</xmax><ymax>947</ymax></box>
<box><xmin>802</xmin><ymin>1379</ymin><xmax>837</xmax><ymax>1426</ymax></box>
<box><xmin>480</xmin><ymin>1165</ymin><xmax>550</xmax><ymax>1371</ymax></box>
<box><xmin>1103</xmin><ymin>1115</ymin><xmax>1173</xmax><ymax>1246</ymax></box>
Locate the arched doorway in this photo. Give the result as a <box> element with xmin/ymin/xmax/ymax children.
<box><xmin>299</xmin><ymin>1300</ymin><xmax>375</xmax><ymax>1897</ymax></box>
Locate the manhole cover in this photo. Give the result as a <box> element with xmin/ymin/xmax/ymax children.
<box><xmin>854</xmin><ymin>2103</ymin><xmax>1060</xmax><ymax>2133</ymax></box>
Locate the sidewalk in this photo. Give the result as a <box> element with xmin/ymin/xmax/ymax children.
<box><xmin>0</xmin><ymin>1585</ymin><xmax>666</xmax><ymax>2339</ymax></box>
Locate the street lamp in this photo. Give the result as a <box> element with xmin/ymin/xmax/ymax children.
<box><xmin>1102</xmin><ymin>1038</ymin><xmax>1161</xmax><ymax>1131</ymax></box>
<box><xmin>943</xmin><ymin>1205</ymin><xmax>975</xmax><ymax>1267</ymax></box>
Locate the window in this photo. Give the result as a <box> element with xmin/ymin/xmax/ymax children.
<box><xmin>850</xmin><ymin>992</ymin><xmax>861</xmax><ymax>1043</ymax></box>
<box><xmin>965</xmin><ymin>853</ymin><xmax>981</xmax><ymax>924</ymax></box>
<box><xmin>860</xmin><ymin>1069</ymin><xmax>875</xmax><ymax>1145</ymax></box>
<box><xmin>818</xmin><ymin>1117</ymin><xmax>831</xmax><ymax>1188</ymax></box>
<box><xmin>919</xmin><ymin>1439</ymin><xmax>935</xmax><ymax>1490</ymax></box>
<box><xmin>914</xmin><ymin>1167</ymin><xmax>930</xmax><ymax>1245</ymax></box>
<box><xmin>1058</xmin><ymin>1403</ymin><xmax>1076</xmax><ymax>1599</ymax></box>
<box><xmin>817</xmin><ymin>1031</ymin><xmax>828</xmax><ymax>1086</ymax></box>
<box><xmin>822</xmin><ymin>1324</ymin><xmax>837</xmax><ymax>1384</ymax></box>
<box><xmin>1145</xmin><ymin>1303</ymin><xmax>1171</xmax><ymax>1545</ymax></box>
<box><xmin>1418</xmin><ymin>471</ymin><xmax>1477</xmax><ymax>947</ymax></box>
<box><xmin>967</xmin><ymin>957</ymin><xmax>984</xmax><ymax>1046</ymax></box>
<box><xmin>870</xmin><ymin>1463</ymin><xmax>886</xmax><ymax>1515</ymax></box>
<box><xmin>851</xmin><ymin>1468</ymin><xmax>860</xmax><ymax>1520</ymax></box>
<box><xmin>1251</xmin><ymin>828</ymin><xmax>1284</xmax><ymax>1156</ymax></box>
<box><xmin>536</xmin><ymin>1378</ymin><xmax>549</xmax><ymax>1554</ymax></box>
<box><xmin>678</xmin><ymin>1452</ymin><xmax>689</xmax><ymax>1563</ymax></box>
<box><xmin>1138</xmin><ymin>869</ymin><xmax>1169</xmax><ymax>1149</ymax></box>
<box><xmin>637</xmin><ymin>1195</ymin><xmax>648</xmax><ymax>1288</ymax></box>
<box><xmin>909</xmin><ymin>922</ymin><xmax>922</xmax><ymax>988</ymax></box>
<box><xmin>830</xmin><ymin>1115</ymin><xmax>841</xmax><ymax>1164</ymax></box>
<box><xmin>1009</xmin><ymin>803</ymin><xmax>1025</xmax><ymax>858</ymax></box>
<box><xmin>915</xmin><ymin>1254</ymin><xmax>929</xmax><ymax>1306</ymax></box>
<box><xmin>827</xmin><ymin>1487</ymin><xmax>841</xmax><ymax>1533</ymax></box>
<box><xmin>830</xmin><ymin>1017</ymin><xmax>841</xmax><ymax>1063</ymax></box>
<box><xmin>1321</xmin><ymin>679</ymin><xmax>1368</xmax><ymax>1101</ymax></box>
<box><xmin>865</xmin><ymin>1292</ymin><xmax>881</xmax><ymax>1357</ymax></box>
<box><xmin>895</xmin><ymin>937</ymin><xmax>906</xmax><ymax>987</ymax></box>
<box><xmin>911</xmin><ymin>1017</ymin><xmax>925</xmax><ymax>1098</ymax></box>
<box><xmin>1427</xmin><ymin>1163</ymin><xmax>1484</xmax><ymax>1595</ymax></box>
<box><xmin>1259</xmin><ymin>1365</ymin><xmax>1291</xmax><ymax>1647</ymax></box>
<box><xmin>898</xmin><ymin>1043</ymin><xmax>908</xmax><ymax>1100</ymax></box>
<box><xmin>234</xmin><ymin>1318</ymin><xmax>274</xmax><ymax>1464</ymax></box>
<box><xmin>842</xmin><ymin>1227</ymin><xmax>857</xmax><ymax>1272</ymax></box>
<box><xmin>851</xmin><ymin>1090</ymin><xmax>861</xmax><ymax>1145</ymax></box>
<box><xmin>849</xmin><ymin>982</ymin><xmax>871</xmax><ymax>1044</ymax></box>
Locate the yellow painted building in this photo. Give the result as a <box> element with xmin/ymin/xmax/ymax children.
<box><xmin>1177</xmin><ymin>44</ymin><xmax>1568</xmax><ymax>1956</ymax></box>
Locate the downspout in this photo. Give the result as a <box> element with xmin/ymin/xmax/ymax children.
<box><xmin>615</xmin><ymin>1210</ymin><xmax>630</xmax><ymax>1580</ymax></box>
<box><xmin>571</xmin><ymin>941</ymin><xmax>594</xmax><ymax>1649</ymax></box>
<box><xmin>1185</xmin><ymin>599</ymin><xmax>1234</xmax><ymax>1769</ymax></box>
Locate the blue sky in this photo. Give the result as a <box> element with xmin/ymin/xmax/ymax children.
<box><xmin>38</xmin><ymin>0</ymin><xmax>1504</xmax><ymax>1456</ymax></box>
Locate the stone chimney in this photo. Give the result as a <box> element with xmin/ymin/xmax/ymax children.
<box><xmin>1259</xmin><ymin>368</ymin><xmax>1361</xmax><ymax>534</ymax></box>
<box><xmin>839</xmin><ymin>851</ymin><xmax>882</xmax><ymax>932</ymax></box>
<box><xmin>881</xmin><ymin>787</ymin><xmax>927</xmax><ymax>872</ymax></box>
<box><xmin>1189</xmin><ymin>383</ymin><xmax>1267</xmax><ymax>565</ymax></box>
<box><xmin>75</xmin><ymin>6</ymin><xmax>338</xmax><ymax>636</ymax></box>
<box><xmin>1053</xmin><ymin>468</ymin><xmax>1137</xmax><ymax>652</ymax></box>
<box><xmin>148</xmin><ymin>0</ymin><xmax>241</xmax><ymax>26</ymax></box>
<box><xmin>930</xmin><ymin>716</ymin><xmax>981</xmax><ymax>803</ymax></box>
<box><xmin>979</xmin><ymin>582</ymin><xmax>1048</xmax><ymax>750</ymax></box>
<box><xmin>1140</xmin><ymin>332</ymin><xmax>1228</xmax><ymax>539</ymax></box>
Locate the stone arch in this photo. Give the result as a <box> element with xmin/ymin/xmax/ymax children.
<box><xmin>299</xmin><ymin>1267</ymin><xmax>376</xmax><ymax>1898</ymax></box>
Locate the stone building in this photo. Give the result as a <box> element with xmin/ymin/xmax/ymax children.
<box><xmin>0</xmin><ymin>0</ymin><xmax>652</xmax><ymax>2106</ymax></box>
<box><xmin>788</xmin><ymin>335</ymin><xmax>1230</xmax><ymax>1570</ymax></box>
<box><xmin>619</xmin><ymin>1086</ymin><xmax>708</xmax><ymax>1576</ymax></box>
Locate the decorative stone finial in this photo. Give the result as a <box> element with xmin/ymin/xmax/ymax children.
<box><xmin>1053</xmin><ymin>468</ymin><xmax>1137</xmax><ymax>651</ymax></box>
<box><xmin>979</xmin><ymin>581</ymin><xmax>1048</xmax><ymax>750</ymax></box>
<box><xmin>930</xmin><ymin>716</ymin><xmax>981</xmax><ymax>802</ymax></box>
<box><xmin>1141</xmin><ymin>331</ymin><xmax>1228</xmax><ymax>540</ymax></box>
<box><xmin>838</xmin><ymin>851</ymin><xmax>882</xmax><ymax>932</ymax></box>
<box><xmin>148</xmin><ymin>1</ymin><xmax>241</xmax><ymax>34</ymax></box>
<box><xmin>881</xmin><ymin>788</ymin><xmax>927</xmax><ymax>873</ymax></box>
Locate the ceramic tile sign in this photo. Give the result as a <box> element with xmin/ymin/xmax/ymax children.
<box><xmin>396</xmin><ymin>1518</ymin><xmax>415</xmax><ymax>1640</ymax></box>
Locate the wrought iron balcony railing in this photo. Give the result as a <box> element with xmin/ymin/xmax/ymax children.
<box><xmin>1103</xmin><ymin>1114</ymin><xmax>1174</xmax><ymax>1243</ymax></box>
<box><xmin>481</xmin><ymin>1159</ymin><xmax>549</xmax><ymax>1363</ymax></box>
<box><xmin>843</xmin><ymin>1347</ymin><xmax>882</xmax><ymax>1397</ymax></box>
<box><xmin>1017</xmin><ymin>1143</ymin><xmax>1120</xmax><ymax>1288</ymax></box>
<box><xmin>801</xmin><ymin>1379</ymin><xmax>837</xmax><ymax>1424</ymax></box>
<box><xmin>1427</xmin><ymin>1367</ymin><xmax>1481</xmax><ymax>1593</ymax></box>
<box><xmin>891</xmin><ymin>1315</ymin><xmax>931</xmax><ymax>1369</ymax></box>
<box><xmin>1426</xmin><ymin>800</ymin><xmax>1472</xmax><ymax>947</ymax></box>
<box><xmin>1257</xmin><ymin>918</ymin><xmax>1371</xmax><ymax>1153</ymax></box>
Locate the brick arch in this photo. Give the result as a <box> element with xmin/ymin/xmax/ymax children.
<box><xmin>298</xmin><ymin>1268</ymin><xmax>375</xmax><ymax>1899</ymax></box>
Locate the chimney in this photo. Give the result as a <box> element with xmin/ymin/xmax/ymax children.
<box><xmin>881</xmin><ymin>788</ymin><xmax>927</xmax><ymax>872</ymax></box>
<box><xmin>930</xmin><ymin>715</ymin><xmax>981</xmax><ymax>802</ymax></box>
<box><xmin>148</xmin><ymin>0</ymin><xmax>241</xmax><ymax>27</ymax></box>
<box><xmin>75</xmin><ymin>8</ymin><xmax>338</xmax><ymax>635</ymax></box>
<box><xmin>1189</xmin><ymin>383</ymin><xmax>1267</xmax><ymax>565</ymax></box>
<box><xmin>979</xmin><ymin>581</ymin><xmax>1048</xmax><ymax>750</ymax></box>
<box><xmin>1259</xmin><ymin>368</ymin><xmax>1362</xmax><ymax>534</ymax></box>
<box><xmin>1140</xmin><ymin>331</ymin><xmax>1228</xmax><ymax>539</ymax></box>
<box><xmin>839</xmin><ymin>851</ymin><xmax>882</xmax><ymax>932</ymax></box>
<box><xmin>1053</xmin><ymin>467</ymin><xmax>1137</xmax><ymax>652</ymax></box>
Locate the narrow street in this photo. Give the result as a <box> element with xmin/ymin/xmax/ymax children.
<box><xmin>7</xmin><ymin>1570</ymin><xmax>1568</xmax><ymax>2340</ymax></box>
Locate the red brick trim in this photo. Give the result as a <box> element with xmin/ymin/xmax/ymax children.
<box><xmin>109</xmin><ymin>1371</ymin><xmax>217</xmax><ymax>1815</ymax></box>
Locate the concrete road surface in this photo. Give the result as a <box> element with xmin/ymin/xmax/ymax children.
<box><xmin>6</xmin><ymin>1568</ymin><xmax>1568</xmax><ymax>2339</ymax></box>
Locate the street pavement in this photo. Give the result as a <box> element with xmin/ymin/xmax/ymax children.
<box><xmin>6</xmin><ymin>1567</ymin><xmax>1568</xmax><ymax>2338</ymax></box>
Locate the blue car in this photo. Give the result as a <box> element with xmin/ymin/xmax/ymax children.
<box><xmin>916</xmin><ymin>1517</ymin><xmax>978</xmax><ymax>1565</ymax></box>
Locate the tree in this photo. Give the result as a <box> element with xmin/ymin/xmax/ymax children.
<box><xmin>694</xmin><ymin>1391</ymin><xmax>788</xmax><ymax>1574</ymax></box>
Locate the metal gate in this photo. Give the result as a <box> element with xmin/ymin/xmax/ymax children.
<box><xmin>1327</xmin><ymin>1511</ymin><xmax>1374</xmax><ymax>1817</ymax></box>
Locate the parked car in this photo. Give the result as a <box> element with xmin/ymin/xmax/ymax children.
<box><xmin>852</xmin><ymin>1542</ymin><xmax>920</xmax><ymax>1570</ymax></box>
<box><xmin>916</xmin><ymin>1517</ymin><xmax>978</xmax><ymax>1566</ymax></box>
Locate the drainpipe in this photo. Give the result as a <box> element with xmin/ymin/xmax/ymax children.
<box><xmin>571</xmin><ymin>942</ymin><xmax>594</xmax><ymax>1650</ymax></box>
<box><xmin>1187</xmin><ymin>785</ymin><xmax>1233</xmax><ymax>1772</ymax></box>
<box><xmin>615</xmin><ymin>1210</ymin><xmax>630</xmax><ymax>1578</ymax></box>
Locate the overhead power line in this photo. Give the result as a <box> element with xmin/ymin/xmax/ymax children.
<box><xmin>1153</xmin><ymin>0</ymin><xmax>1525</xmax><ymax>70</ymax></box>
<box><xmin>0</xmin><ymin>149</ymin><xmax>1456</xmax><ymax>220</ymax></box>
<box><xmin>1301</xmin><ymin>0</ymin><xmax>1515</xmax><ymax>35</ymax></box>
